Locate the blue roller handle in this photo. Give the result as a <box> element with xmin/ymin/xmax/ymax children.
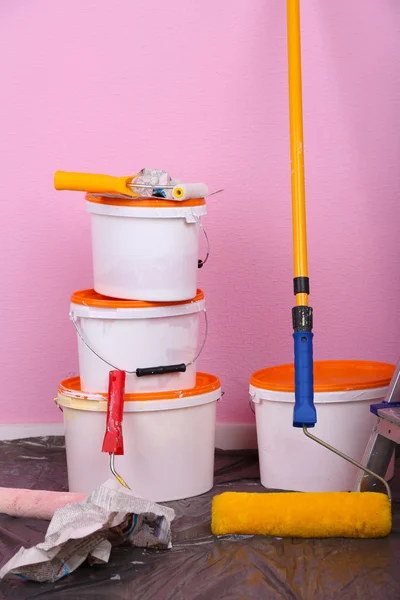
<box><xmin>293</xmin><ymin>331</ymin><xmax>317</xmax><ymax>427</ymax></box>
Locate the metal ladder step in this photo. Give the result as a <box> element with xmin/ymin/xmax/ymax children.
<box><xmin>378</xmin><ymin>406</ymin><xmax>400</xmax><ymax>427</ymax></box>
<box><xmin>353</xmin><ymin>359</ymin><xmax>400</xmax><ymax>493</ymax></box>
<box><xmin>374</xmin><ymin>406</ymin><xmax>400</xmax><ymax>444</ymax></box>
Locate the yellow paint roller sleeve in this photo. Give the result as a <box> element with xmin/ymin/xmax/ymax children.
<box><xmin>54</xmin><ymin>171</ymin><xmax>138</xmax><ymax>197</ymax></box>
<box><xmin>172</xmin><ymin>183</ymin><xmax>208</xmax><ymax>200</ymax></box>
<box><xmin>212</xmin><ymin>491</ymin><xmax>391</xmax><ymax>538</ymax></box>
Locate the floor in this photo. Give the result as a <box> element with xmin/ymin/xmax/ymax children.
<box><xmin>0</xmin><ymin>438</ymin><xmax>399</xmax><ymax>599</ymax></box>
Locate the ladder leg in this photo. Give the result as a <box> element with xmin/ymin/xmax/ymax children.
<box><xmin>353</xmin><ymin>359</ymin><xmax>400</xmax><ymax>492</ymax></box>
<box><xmin>353</xmin><ymin>430</ymin><xmax>395</xmax><ymax>492</ymax></box>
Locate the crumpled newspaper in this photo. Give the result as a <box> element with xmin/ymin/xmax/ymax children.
<box><xmin>0</xmin><ymin>479</ymin><xmax>175</xmax><ymax>583</ymax></box>
<box><xmin>132</xmin><ymin>168</ymin><xmax>180</xmax><ymax>199</ymax></box>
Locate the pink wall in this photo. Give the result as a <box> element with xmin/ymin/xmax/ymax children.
<box><xmin>1</xmin><ymin>1</ymin><xmax>400</xmax><ymax>425</ymax></box>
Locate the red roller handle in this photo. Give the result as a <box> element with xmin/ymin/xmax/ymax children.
<box><xmin>102</xmin><ymin>370</ymin><xmax>126</xmax><ymax>455</ymax></box>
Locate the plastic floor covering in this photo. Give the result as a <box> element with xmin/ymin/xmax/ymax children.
<box><xmin>0</xmin><ymin>437</ymin><xmax>399</xmax><ymax>600</ymax></box>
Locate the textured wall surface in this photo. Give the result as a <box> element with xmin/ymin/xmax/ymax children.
<box><xmin>1</xmin><ymin>0</ymin><xmax>399</xmax><ymax>424</ymax></box>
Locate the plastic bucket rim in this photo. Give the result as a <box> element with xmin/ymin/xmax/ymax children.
<box><xmin>249</xmin><ymin>384</ymin><xmax>389</xmax><ymax>405</ymax></box>
<box><xmin>250</xmin><ymin>360</ymin><xmax>395</xmax><ymax>394</ymax></box>
<box><xmin>58</xmin><ymin>373</ymin><xmax>221</xmax><ymax>403</ymax></box>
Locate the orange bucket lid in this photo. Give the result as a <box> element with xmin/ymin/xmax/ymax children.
<box><xmin>70</xmin><ymin>288</ymin><xmax>204</xmax><ymax>309</ymax></box>
<box><xmin>250</xmin><ymin>360</ymin><xmax>395</xmax><ymax>393</ymax></box>
<box><xmin>58</xmin><ymin>373</ymin><xmax>220</xmax><ymax>402</ymax></box>
<box><xmin>86</xmin><ymin>194</ymin><xmax>206</xmax><ymax>208</ymax></box>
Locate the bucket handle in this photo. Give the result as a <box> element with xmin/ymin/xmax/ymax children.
<box><xmin>249</xmin><ymin>393</ymin><xmax>256</xmax><ymax>414</ymax></box>
<box><xmin>193</xmin><ymin>215</ymin><xmax>209</xmax><ymax>269</ymax></box>
<box><xmin>69</xmin><ymin>308</ymin><xmax>208</xmax><ymax>376</ymax></box>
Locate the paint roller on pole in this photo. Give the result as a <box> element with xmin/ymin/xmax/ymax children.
<box><xmin>210</xmin><ymin>0</ymin><xmax>392</xmax><ymax>539</ymax></box>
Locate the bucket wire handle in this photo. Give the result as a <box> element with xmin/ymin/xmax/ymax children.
<box><xmin>249</xmin><ymin>395</ymin><xmax>255</xmax><ymax>414</ymax></box>
<box><xmin>193</xmin><ymin>215</ymin><xmax>209</xmax><ymax>268</ymax></box>
<box><xmin>186</xmin><ymin>307</ymin><xmax>208</xmax><ymax>367</ymax></box>
<box><xmin>69</xmin><ymin>308</ymin><xmax>208</xmax><ymax>375</ymax></box>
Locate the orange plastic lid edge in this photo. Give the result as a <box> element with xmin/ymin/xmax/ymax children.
<box><xmin>58</xmin><ymin>373</ymin><xmax>220</xmax><ymax>402</ymax></box>
<box><xmin>250</xmin><ymin>360</ymin><xmax>395</xmax><ymax>393</ymax></box>
<box><xmin>86</xmin><ymin>194</ymin><xmax>206</xmax><ymax>208</ymax></box>
<box><xmin>70</xmin><ymin>288</ymin><xmax>204</xmax><ymax>309</ymax></box>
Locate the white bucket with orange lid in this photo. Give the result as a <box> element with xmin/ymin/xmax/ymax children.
<box><xmin>56</xmin><ymin>374</ymin><xmax>221</xmax><ymax>500</ymax></box>
<box><xmin>250</xmin><ymin>360</ymin><xmax>395</xmax><ymax>492</ymax></box>
<box><xmin>86</xmin><ymin>195</ymin><xmax>208</xmax><ymax>302</ymax></box>
<box><xmin>70</xmin><ymin>288</ymin><xmax>206</xmax><ymax>394</ymax></box>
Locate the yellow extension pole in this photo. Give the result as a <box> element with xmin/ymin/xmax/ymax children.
<box><xmin>287</xmin><ymin>0</ymin><xmax>308</xmax><ymax>307</ymax></box>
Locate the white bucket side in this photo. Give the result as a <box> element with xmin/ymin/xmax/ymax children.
<box><xmin>86</xmin><ymin>202</ymin><xmax>207</xmax><ymax>302</ymax></box>
<box><xmin>72</xmin><ymin>308</ymin><xmax>203</xmax><ymax>393</ymax></box>
<box><xmin>250</xmin><ymin>384</ymin><xmax>388</xmax><ymax>492</ymax></box>
<box><xmin>59</xmin><ymin>391</ymin><xmax>219</xmax><ymax>501</ymax></box>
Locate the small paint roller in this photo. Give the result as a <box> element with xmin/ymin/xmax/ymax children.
<box><xmin>55</xmin><ymin>171</ymin><xmax>210</xmax><ymax>200</ymax></box>
<box><xmin>102</xmin><ymin>370</ymin><xmax>130</xmax><ymax>490</ymax></box>
<box><xmin>0</xmin><ymin>371</ymin><xmax>128</xmax><ymax>520</ymax></box>
<box><xmin>0</xmin><ymin>372</ymin><xmax>128</xmax><ymax>521</ymax></box>
<box><xmin>172</xmin><ymin>183</ymin><xmax>209</xmax><ymax>200</ymax></box>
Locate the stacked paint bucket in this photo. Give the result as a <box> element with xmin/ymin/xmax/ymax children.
<box><xmin>54</xmin><ymin>170</ymin><xmax>221</xmax><ymax>502</ymax></box>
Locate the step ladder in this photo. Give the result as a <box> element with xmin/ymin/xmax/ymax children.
<box><xmin>353</xmin><ymin>359</ymin><xmax>400</xmax><ymax>493</ymax></box>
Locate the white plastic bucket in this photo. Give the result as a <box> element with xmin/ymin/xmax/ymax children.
<box><xmin>250</xmin><ymin>361</ymin><xmax>395</xmax><ymax>492</ymax></box>
<box><xmin>56</xmin><ymin>374</ymin><xmax>221</xmax><ymax>501</ymax></box>
<box><xmin>86</xmin><ymin>195</ymin><xmax>208</xmax><ymax>302</ymax></box>
<box><xmin>70</xmin><ymin>289</ymin><xmax>206</xmax><ymax>394</ymax></box>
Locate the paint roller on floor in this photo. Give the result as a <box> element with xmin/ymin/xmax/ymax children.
<box><xmin>211</xmin><ymin>0</ymin><xmax>392</xmax><ymax>539</ymax></box>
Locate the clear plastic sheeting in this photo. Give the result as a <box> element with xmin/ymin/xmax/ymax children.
<box><xmin>0</xmin><ymin>437</ymin><xmax>399</xmax><ymax>599</ymax></box>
